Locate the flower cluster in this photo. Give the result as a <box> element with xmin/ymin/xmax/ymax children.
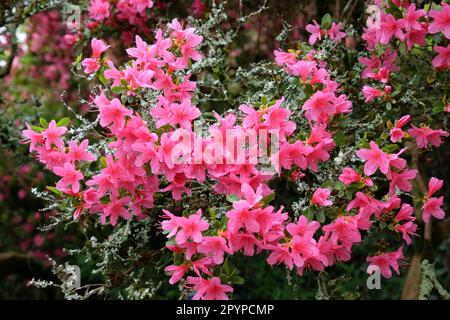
<box><xmin>21</xmin><ymin>2</ymin><xmax>449</xmax><ymax>300</ymax></box>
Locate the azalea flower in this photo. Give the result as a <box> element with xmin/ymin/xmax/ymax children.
<box><xmin>428</xmin><ymin>1</ymin><xmax>450</xmax><ymax>39</ymax></box>
<box><xmin>187</xmin><ymin>276</ymin><xmax>233</xmax><ymax>300</ymax></box>
<box><xmin>432</xmin><ymin>44</ymin><xmax>450</xmax><ymax>69</ymax></box>
<box><xmin>53</xmin><ymin>162</ymin><xmax>84</xmax><ymax>193</ymax></box>
<box><xmin>356</xmin><ymin>141</ymin><xmax>391</xmax><ymax>176</ymax></box>
<box><xmin>42</xmin><ymin>120</ymin><xmax>67</xmax><ymax>150</ymax></box>
<box><xmin>175</xmin><ymin>209</ymin><xmax>209</xmax><ymax>244</ymax></box>
<box><xmin>311</xmin><ymin>188</ymin><xmax>332</xmax><ymax>206</ymax></box>
<box><xmin>362</xmin><ymin>86</ymin><xmax>383</xmax><ymax>103</ymax></box>
<box><xmin>367</xmin><ymin>246</ymin><xmax>404</xmax><ymax>278</ymax></box>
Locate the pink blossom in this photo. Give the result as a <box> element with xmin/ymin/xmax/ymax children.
<box><xmin>390</xmin><ymin>115</ymin><xmax>410</xmax><ymax>142</ymax></box>
<box><xmin>287</xmin><ymin>60</ymin><xmax>315</xmax><ymax>82</ymax></box>
<box><xmin>422</xmin><ymin>197</ymin><xmax>445</xmax><ymax>222</ymax></box>
<box><xmin>367</xmin><ymin>246</ymin><xmax>404</xmax><ymax>278</ymax></box>
<box><xmin>91</xmin><ymin>38</ymin><xmax>109</xmax><ymax>59</ymax></box>
<box><xmin>169</xmin><ymin>99</ymin><xmax>201</xmax><ymax>129</ymax></box>
<box><xmin>380</xmin><ymin>14</ymin><xmax>405</xmax><ymax>44</ymax></box>
<box><xmin>306</xmin><ymin>20</ymin><xmax>323</xmax><ymax>45</ymax></box>
<box><xmin>428</xmin><ymin>2</ymin><xmax>450</xmax><ymax>39</ymax></box>
<box><xmin>408</xmin><ymin>125</ymin><xmax>449</xmax><ymax>149</ymax></box>
<box><xmin>356</xmin><ymin>141</ymin><xmax>391</xmax><ymax>176</ymax></box>
<box><xmin>67</xmin><ymin>139</ymin><xmax>97</xmax><ymax>163</ymax></box>
<box><xmin>53</xmin><ymin>162</ymin><xmax>84</xmax><ymax>193</ymax></box>
<box><xmin>432</xmin><ymin>45</ymin><xmax>450</xmax><ymax>69</ymax></box>
<box><xmin>362</xmin><ymin>86</ymin><xmax>383</xmax><ymax>103</ymax></box>
<box><xmin>404</xmin><ymin>3</ymin><xmax>426</xmax><ymax>31</ymax></box>
<box><xmin>286</xmin><ymin>215</ymin><xmax>320</xmax><ymax>238</ymax></box>
<box><xmin>96</xmin><ymin>97</ymin><xmax>133</xmax><ymax>131</ymax></box>
<box><xmin>22</xmin><ymin>125</ymin><xmax>43</xmax><ymax>152</ymax></box>
<box><xmin>42</xmin><ymin>120</ymin><xmax>67</xmax><ymax>150</ymax></box>
<box><xmin>102</xmin><ymin>196</ymin><xmax>131</xmax><ymax>226</ymax></box>
<box><xmin>197</xmin><ymin>236</ymin><xmax>232</xmax><ymax>264</ymax></box>
<box><xmin>82</xmin><ymin>58</ymin><xmax>100</xmax><ymax>74</ymax></box>
<box><xmin>164</xmin><ymin>264</ymin><xmax>188</xmax><ymax>284</ymax></box>
<box><xmin>311</xmin><ymin>188</ymin><xmax>332</xmax><ymax>206</ymax></box>
<box><xmin>328</xmin><ymin>23</ymin><xmax>346</xmax><ymax>42</ymax></box>
<box><xmin>175</xmin><ymin>209</ymin><xmax>209</xmax><ymax>244</ymax></box>
<box><xmin>427</xmin><ymin>177</ymin><xmax>443</xmax><ymax>198</ymax></box>
<box><xmin>88</xmin><ymin>0</ymin><xmax>110</xmax><ymax>21</ymax></box>
<box><xmin>339</xmin><ymin>167</ymin><xmax>361</xmax><ymax>185</ymax></box>
<box><xmin>388</xmin><ymin>169</ymin><xmax>417</xmax><ymax>195</ymax></box>
<box><xmin>187</xmin><ymin>276</ymin><xmax>233</xmax><ymax>300</ymax></box>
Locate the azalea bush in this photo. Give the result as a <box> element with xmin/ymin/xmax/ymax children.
<box><xmin>1</xmin><ymin>0</ymin><xmax>449</xmax><ymax>300</ymax></box>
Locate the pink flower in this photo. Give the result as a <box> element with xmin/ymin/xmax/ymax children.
<box><xmin>53</xmin><ymin>162</ymin><xmax>84</xmax><ymax>193</ymax></box>
<box><xmin>175</xmin><ymin>209</ymin><xmax>209</xmax><ymax>244</ymax></box>
<box><xmin>380</xmin><ymin>14</ymin><xmax>405</xmax><ymax>44</ymax></box>
<box><xmin>22</xmin><ymin>125</ymin><xmax>43</xmax><ymax>152</ymax></box>
<box><xmin>432</xmin><ymin>45</ymin><xmax>450</xmax><ymax>69</ymax></box>
<box><xmin>67</xmin><ymin>139</ymin><xmax>96</xmax><ymax>163</ymax></box>
<box><xmin>82</xmin><ymin>39</ymin><xmax>109</xmax><ymax>74</ymax></box>
<box><xmin>367</xmin><ymin>246</ymin><xmax>404</xmax><ymax>278</ymax></box>
<box><xmin>197</xmin><ymin>236</ymin><xmax>232</xmax><ymax>264</ymax></box>
<box><xmin>311</xmin><ymin>188</ymin><xmax>332</xmax><ymax>207</ymax></box>
<box><xmin>422</xmin><ymin>197</ymin><xmax>445</xmax><ymax>222</ymax></box>
<box><xmin>405</xmin><ymin>25</ymin><xmax>427</xmax><ymax>50</ymax></box>
<box><xmin>362</xmin><ymin>86</ymin><xmax>383</xmax><ymax>103</ymax></box>
<box><xmin>169</xmin><ymin>99</ymin><xmax>201</xmax><ymax>129</ymax></box>
<box><xmin>388</xmin><ymin>169</ymin><xmax>417</xmax><ymax>195</ymax></box>
<box><xmin>42</xmin><ymin>120</ymin><xmax>67</xmax><ymax>150</ymax></box>
<box><xmin>356</xmin><ymin>141</ymin><xmax>391</xmax><ymax>176</ymax></box>
<box><xmin>322</xmin><ymin>216</ymin><xmax>361</xmax><ymax>247</ymax></box>
<box><xmin>266</xmin><ymin>243</ymin><xmax>293</xmax><ymax>270</ymax></box>
<box><xmin>82</xmin><ymin>58</ymin><xmax>100</xmax><ymax>74</ymax></box>
<box><xmin>187</xmin><ymin>276</ymin><xmax>233</xmax><ymax>300</ymax></box>
<box><xmin>428</xmin><ymin>2</ymin><xmax>450</xmax><ymax>39</ymax></box>
<box><xmin>302</xmin><ymin>91</ymin><xmax>336</xmax><ymax>122</ymax></box>
<box><xmin>408</xmin><ymin>125</ymin><xmax>449</xmax><ymax>149</ymax></box>
<box><xmin>339</xmin><ymin>168</ymin><xmax>361</xmax><ymax>185</ymax></box>
<box><xmin>395</xmin><ymin>221</ymin><xmax>418</xmax><ymax>245</ymax></box>
<box><xmin>306</xmin><ymin>20</ymin><xmax>323</xmax><ymax>45</ymax></box>
<box><xmin>287</xmin><ymin>60</ymin><xmax>315</xmax><ymax>82</ymax></box>
<box><xmin>91</xmin><ymin>38</ymin><xmax>109</xmax><ymax>59</ymax></box>
<box><xmin>102</xmin><ymin>196</ymin><xmax>131</xmax><ymax>226</ymax></box>
<box><xmin>328</xmin><ymin>22</ymin><xmax>346</xmax><ymax>42</ymax></box>
<box><xmin>390</xmin><ymin>115</ymin><xmax>410</xmax><ymax>142</ymax></box>
<box><xmin>227</xmin><ymin>201</ymin><xmax>260</xmax><ymax>233</ymax></box>
<box><xmin>164</xmin><ymin>264</ymin><xmax>188</xmax><ymax>284</ymax></box>
<box><xmin>88</xmin><ymin>0</ymin><xmax>110</xmax><ymax>21</ymax></box>
<box><xmin>97</xmin><ymin>97</ymin><xmax>133</xmax><ymax>131</ymax></box>
<box><xmin>286</xmin><ymin>215</ymin><xmax>320</xmax><ymax>238</ymax></box>
<box><xmin>274</xmin><ymin>50</ymin><xmax>297</xmax><ymax>66</ymax></box>
<box><xmin>422</xmin><ymin>177</ymin><xmax>446</xmax><ymax>223</ymax></box>
<box><xmin>427</xmin><ymin>177</ymin><xmax>443</xmax><ymax>198</ymax></box>
<box><xmin>404</xmin><ymin>3</ymin><xmax>426</xmax><ymax>31</ymax></box>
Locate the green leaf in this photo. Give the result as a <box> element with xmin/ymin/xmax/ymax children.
<box><xmin>46</xmin><ymin>186</ymin><xmax>62</xmax><ymax>196</ymax></box>
<box><xmin>321</xmin><ymin>13</ymin><xmax>332</xmax><ymax>30</ymax></box>
<box><xmin>230</xmin><ymin>276</ymin><xmax>245</xmax><ymax>285</ymax></box>
<box><xmin>99</xmin><ymin>156</ymin><xmax>107</xmax><ymax>168</ymax></box>
<box><xmin>260</xmin><ymin>192</ymin><xmax>275</xmax><ymax>206</ymax></box>
<box><xmin>432</xmin><ymin>100</ymin><xmax>443</xmax><ymax>114</ymax></box>
<box><xmin>39</xmin><ymin>118</ymin><xmax>48</xmax><ymax>128</ymax></box>
<box><xmin>386</xmin><ymin>0</ymin><xmax>403</xmax><ymax>18</ymax></box>
<box><xmin>382</xmin><ymin>144</ymin><xmax>399</xmax><ymax>153</ymax></box>
<box><xmin>334</xmin><ymin>131</ymin><xmax>347</xmax><ymax>148</ymax></box>
<box><xmin>226</xmin><ymin>194</ymin><xmax>239</xmax><ymax>203</ymax></box>
<box><xmin>111</xmin><ymin>86</ymin><xmax>125</xmax><ymax>94</ymax></box>
<box><xmin>57</xmin><ymin>117</ymin><xmax>71</xmax><ymax>127</ymax></box>
<box><xmin>32</xmin><ymin>125</ymin><xmax>44</xmax><ymax>132</ymax></box>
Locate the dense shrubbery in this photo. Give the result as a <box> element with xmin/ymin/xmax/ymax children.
<box><xmin>1</xmin><ymin>0</ymin><xmax>449</xmax><ymax>300</ymax></box>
